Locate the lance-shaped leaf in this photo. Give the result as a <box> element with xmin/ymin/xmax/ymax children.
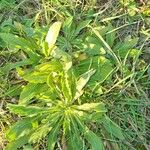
<box><xmin>83</xmin><ymin>36</ymin><xmax>106</xmax><ymax>56</ymax></box>
<box><xmin>102</xmin><ymin>115</ymin><xmax>125</xmax><ymax>140</ymax></box>
<box><xmin>74</xmin><ymin>20</ymin><xmax>91</xmax><ymax>36</ymax></box>
<box><xmin>48</xmin><ymin>123</ymin><xmax>60</xmax><ymax>150</ymax></box>
<box><xmin>17</xmin><ymin>60</ymin><xmax>63</xmax><ymax>83</ymax></box>
<box><xmin>67</xmin><ymin>116</ymin><xmax>85</xmax><ymax>150</ymax></box>
<box><xmin>5</xmin><ymin>136</ymin><xmax>28</xmax><ymax>150</ymax></box>
<box><xmin>75</xmin><ymin>56</ymin><xmax>113</xmax><ymax>85</ymax></box>
<box><xmin>0</xmin><ymin>33</ymin><xmax>40</xmax><ymax>62</ymax></box>
<box><xmin>84</xmin><ymin>130</ymin><xmax>104</xmax><ymax>150</ymax></box>
<box><xmin>29</xmin><ymin>124</ymin><xmax>52</xmax><ymax>143</ymax></box>
<box><xmin>106</xmin><ymin>24</ymin><xmax>116</xmax><ymax>47</ymax></box>
<box><xmin>0</xmin><ymin>59</ymin><xmax>33</xmax><ymax>74</ymax></box>
<box><xmin>17</xmin><ymin>68</ymin><xmax>48</xmax><ymax>83</ymax></box>
<box><xmin>113</xmin><ymin>37</ymin><xmax>139</xmax><ymax>58</ymax></box>
<box><xmin>74</xmin><ymin>69</ymin><xmax>96</xmax><ymax>100</ymax></box>
<box><xmin>61</xmin><ymin>70</ymin><xmax>76</xmax><ymax>102</ymax></box>
<box><xmin>7</xmin><ymin>118</ymin><xmax>38</xmax><ymax>141</ymax></box>
<box><xmin>76</xmin><ymin>102</ymin><xmax>106</xmax><ymax>113</ymax></box>
<box><xmin>34</xmin><ymin>60</ymin><xmax>63</xmax><ymax>72</ymax></box>
<box><xmin>19</xmin><ymin>83</ymin><xmax>45</xmax><ymax>105</ymax></box>
<box><xmin>75</xmin><ymin>117</ymin><xmax>104</xmax><ymax>150</ymax></box>
<box><xmin>45</xmin><ymin>22</ymin><xmax>62</xmax><ymax>56</ymax></box>
<box><xmin>47</xmin><ymin>72</ymin><xmax>63</xmax><ymax>99</ymax></box>
<box><xmin>63</xmin><ymin>16</ymin><xmax>74</xmax><ymax>37</ymax></box>
<box><xmin>7</xmin><ymin>104</ymin><xmax>45</xmax><ymax>117</ymax></box>
<box><xmin>51</xmin><ymin>47</ymin><xmax>72</xmax><ymax>71</ymax></box>
<box><xmin>74</xmin><ymin>102</ymin><xmax>107</xmax><ymax>122</ymax></box>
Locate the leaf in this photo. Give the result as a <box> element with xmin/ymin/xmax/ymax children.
<box><xmin>77</xmin><ymin>102</ymin><xmax>106</xmax><ymax>113</ymax></box>
<box><xmin>67</xmin><ymin>117</ymin><xmax>85</xmax><ymax>150</ymax></box>
<box><xmin>75</xmin><ymin>56</ymin><xmax>113</xmax><ymax>86</ymax></box>
<box><xmin>29</xmin><ymin>113</ymin><xmax>61</xmax><ymax>144</ymax></box>
<box><xmin>61</xmin><ymin>74</ymin><xmax>72</xmax><ymax>102</ymax></box>
<box><xmin>19</xmin><ymin>83</ymin><xmax>44</xmax><ymax>105</ymax></box>
<box><xmin>68</xmin><ymin>130</ymin><xmax>84</xmax><ymax>150</ymax></box>
<box><xmin>7</xmin><ymin>118</ymin><xmax>37</xmax><ymax>141</ymax></box>
<box><xmin>23</xmin><ymin>145</ymin><xmax>34</xmax><ymax>150</ymax></box>
<box><xmin>5</xmin><ymin>136</ymin><xmax>28</xmax><ymax>150</ymax></box>
<box><xmin>0</xmin><ymin>33</ymin><xmax>28</xmax><ymax>48</ymax></box>
<box><xmin>0</xmin><ymin>59</ymin><xmax>33</xmax><ymax>74</ymax></box>
<box><xmin>84</xmin><ymin>130</ymin><xmax>104</xmax><ymax>150</ymax></box>
<box><xmin>74</xmin><ymin>116</ymin><xmax>104</xmax><ymax>150</ymax></box>
<box><xmin>7</xmin><ymin>104</ymin><xmax>45</xmax><ymax>117</ymax></box>
<box><xmin>63</xmin><ymin>114</ymin><xmax>71</xmax><ymax>136</ymax></box>
<box><xmin>18</xmin><ymin>60</ymin><xmax>63</xmax><ymax>83</ymax></box>
<box><xmin>63</xmin><ymin>16</ymin><xmax>75</xmax><ymax>39</ymax></box>
<box><xmin>48</xmin><ymin>123</ymin><xmax>60</xmax><ymax>150</ymax></box>
<box><xmin>90</xmin><ymin>26</ymin><xmax>112</xmax><ymax>51</ymax></box>
<box><xmin>74</xmin><ymin>69</ymin><xmax>96</xmax><ymax>100</ymax></box>
<box><xmin>67</xmin><ymin>134</ymin><xmax>84</xmax><ymax>150</ymax></box>
<box><xmin>61</xmin><ymin>70</ymin><xmax>76</xmax><ymax>102</ymax></box>
<box><xmin>47</xmin><ymin>73</ymin><xmax>62</xmax><ymax>98</ymax></box>
<box><xmin>2</xmin><ymin>84</ymin><xmax>22</xmax><ymax>97</ymax></box>
<box><xmin>45</xmin><ymin>22</ymin><xmax>62</xmax><ymax>54</ymax></box>
<box><xmin>83</xmin><ymin>36</ymin><xmax>106</xmax><ymax>56</ymax></box>
<box><xmin>90</xmin><ymin>26</ymin><xmax>120</xmax><ymax>65</ymax></box>
<box><xmin>20</xmin><ymin>70</ymin><xmax>48</xmax><ymax>83</ymax></box>
<box><xmin>106</xmin><ymin>24</ymin><xmax>116</xmax><ymax>47</ymax></box>
<box><xmin>34</xmin><ymin>60</ymin><xmax>63</xmax><ymax>72</ymax></box>
<box><xmin>51</xmin><ymin>47</ymin><xmax>72</xmax><ymax>71</ymax></box>
<box><xmin>0</xmin><ymin>33</ymin><xmax>40</xmax><ymax>62</ymax></box>
<box><xmin>113</xmin><ymin>38</ymin><xmax>139</xmax><ymax>58</ymax></box>
<box><xmin>98</xmin><ymin>25</ymin><xmax>111</xmax><ymax>36</ymax></box>
<box><xmin>102</xmin><ymin>115</ymin><xmax>125</xmax><ymax>140</ymax></box>
<box><xmin>76</xmin><ymin>118</ymin><xmax>104</xmax><ymax>150</ymax></box>
<box><xmin>90</xmin><ymin>57</ymin><xmax>113</xmax><ymax>84</ymax></box>
<box><xmin>74</xmin><ymin>20</ymin><xmax>91</xmax><ymax>36</ymax></box>
<box><xmin>74</xmin><ymin>103</ymin><xmax>107</xmax><ymax>122</ymax></box>
<box><xmin>29</xmin><ymin>124</ymin><xmax>52</xmax><ymax>143</ymax></box>
<box><xmin>36</xmin><ymin>86</ymin><xmax>57</xmax><ymax>101</ymax></box>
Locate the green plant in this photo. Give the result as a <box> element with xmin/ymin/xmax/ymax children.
<box><xmin>0</xmin><ymin>0</ymin><xmax>150</xmax><ymax>149</ymax></box>
<box><xmin>0</xmin><ymin>21</ymin><xmax>126</xmax><ymax>150</ymax></box>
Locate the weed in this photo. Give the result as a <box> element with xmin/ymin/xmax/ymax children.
<box><xmin>0</xmin><ymin>0</ymin><xmax>150</xmax><ymax>150</ymax></box>
<box><xmin>1</xmin><ymin>22</ymin><xmax>125</xmax><ymax>150</ymax></box>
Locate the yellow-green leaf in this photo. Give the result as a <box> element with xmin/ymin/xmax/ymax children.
<box><xmin>45</xmin><ymin>22</ymin><xmax>62</xmax><ymax>50</ymax></box>
<box><xmin>74</xmin><ymin>69</ymin><xmax>95</xmax><ymax>100</ymax></box>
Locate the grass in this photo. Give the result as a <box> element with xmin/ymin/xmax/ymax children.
<box><xmin>0</xmin><ymin>0</ymin><xmax>150</xmax><ymax>150</ymax></box>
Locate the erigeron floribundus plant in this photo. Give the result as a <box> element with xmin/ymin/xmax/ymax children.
<box><xmin>4</xmin><ymin>21</ymin><xmax>124</xmax><ymax>150</ymax></box>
